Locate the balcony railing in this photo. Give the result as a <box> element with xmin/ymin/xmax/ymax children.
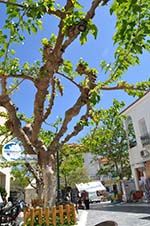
<box><xmin>140</xmin><ymin>133</ymin><xmax>150</xmax><ymax>146</ymax></box>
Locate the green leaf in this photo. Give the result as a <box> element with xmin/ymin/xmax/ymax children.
<box><xmin>74</xmin><ymin>1</ymin><xmax>83</xmax><ymax>9</ymax></box>
<box><xmin>89</xmin><ymin>90</ymin><xmax>101</xmax><ymax>106</ymax></box>
<box><xmin>80</xmin><ymin>31</ymin><xmax>88</xmax><ymax>45</ymax></box>
<box><xmin>90</xmin><ymin>24</ymin><xmax>98</xmax><ymax>39</ymax></box>
<box><xmin>0</xmin><ymin>49</ymin><xmax>5</xmax><ymax>57</ymax></box>
<box><xmin>31</xmin><ymin>24</ymin><xmax>38</xmax><ymax>33</ymax></box>
<box><xmin>49</xmin><ymin>33</ymin><xmax>57</xmax><ymax>46</ymax></box>
<box><xmin>36</xmin><ymin>19</ymin><xmax>43</xmax><ymax>30</ymax></box>
<box><xmin>23</xmin><ymin>62</ymin><xmax>30</xmax><ymax>70</ymax></box>
<box><xmin>63</xmin><ymin>60</ymin><xmax>73</xmax><ymax>75</ymax></box>
<box><xmin>42</xmin><ymin>38</ymin><xmax>49</xmax><ymax>46</ymax></box>
<box><xmin>10</xmin><ymin>49</ymin><xmax>16</xmax><ymax>55</ymax></box>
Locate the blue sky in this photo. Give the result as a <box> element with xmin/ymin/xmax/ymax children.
<box><xmin>0</xmin><ymin>1</ymin><xmax>150</xmax><ymax>141</ymax></box>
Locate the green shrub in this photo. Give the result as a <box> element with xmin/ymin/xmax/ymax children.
<box><xmin>25</xmin><ymin>215</ymin><xmax>75</xmax><ymax>226</ymax></box>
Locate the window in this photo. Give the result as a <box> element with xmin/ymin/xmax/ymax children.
<box><xmin>139</xmin><ymin>118</ymin><xmax>148</xmax><ymax>136</ymax></box>
<box><xmin>125</xmin><ymin>116</ymin><xmax>137</xmax><ymax>148</ymax></box>
<box><xmin>138</xmin><ymin>118</ymin><xmax>150</xmax><ymax>146</ymax></box>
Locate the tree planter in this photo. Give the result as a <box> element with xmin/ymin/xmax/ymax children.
<box><xmin>24</xmin><ymin>204</ymin><xmax>76</xmax><ymax>226</ymax></box>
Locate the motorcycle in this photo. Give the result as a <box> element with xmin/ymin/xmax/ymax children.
<box><xmin>0</xmin><ymin>200</ymin><xmax>26</xmax><ymax>226</ymax></box>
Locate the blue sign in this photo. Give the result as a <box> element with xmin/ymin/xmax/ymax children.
<box><xmin>2</xmin><ymin>138</ymin><xmax>37</xmax><ymax>162</ymax></box>
<box><xmin>2</xmin><ymin>139</ymin><xmax>24</xmax><ymax>161</ymax></box>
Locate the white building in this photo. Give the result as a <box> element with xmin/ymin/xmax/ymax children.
<box><xmin>83</xmin><ymin>153</ymin><xmax>112</xmax><ymax>184</ymax></box>
<box><xmin>122</xmin><ymin>91</ymin><xmax>150</xmax><ymax>190</ymax></box>
<box><xmin>84</xmin><ymin>153</ymin><xmax>100</xmax><ymax>180</ymax></box>
<box><xmin>0</xmin><ymin>107</ymin><xmax>11</xmax><ymax>197</ymax></box>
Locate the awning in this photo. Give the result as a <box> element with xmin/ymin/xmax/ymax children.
<box><xmin>76</xmin><ymin>181</ymin><xmax>106</xmax><ymax>192</ymax></box>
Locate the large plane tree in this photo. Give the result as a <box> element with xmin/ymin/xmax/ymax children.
<box><xmin>0</xmin><ymin>0</ymin><xmax>150</xmax><ymax>206</ymax></box>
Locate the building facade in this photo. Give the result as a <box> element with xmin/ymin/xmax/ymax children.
<box><xmin>0</xmin><ymin>107</ymin><xmax>11</xmax><ymax>197</ymax></box>
<box><xmin>122</xmin><ymin>92</ymin><xmax>150</xmax><ymax>190</ymax></box>
<box><xmin>83</xmin><ymin>154</ymin><xmax>112</xmax><ymax>185</ymax></box>
<box><xmin>84</xmin><ymin>153</ymin><xmax>100</xmax><ymax>180</ymax></box>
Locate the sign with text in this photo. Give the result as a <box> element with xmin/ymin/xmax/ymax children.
<box><xmin>2</xmin><ymin>139</ymin><xmax>23</xmax><ymax>161</ymax></box>
<box><xmin>2</xmin><ymin>139</ymin><xmax>37</xmax><ymax>162</ymax></box>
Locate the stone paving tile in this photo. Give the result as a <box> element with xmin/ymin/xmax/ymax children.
<box><xmin>81</xmin><ymin>203</ymin><xmax>150</xmax><ymax>226</ymax></box>
<box><xmin>85</xmin><ymin>210</ymin><xmax>150</xmax><ymax>226</ymax></box>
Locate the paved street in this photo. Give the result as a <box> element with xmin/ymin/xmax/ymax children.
<box><xmin>77</xmin><ymin>202</ymin><xmax>150</xmax><ymax>226</ymax></box>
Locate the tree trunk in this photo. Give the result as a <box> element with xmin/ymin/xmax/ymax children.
<box><xmin>43</xmin><ymin>165</ymin><xmax>57</xmax><ymax>207</ymax></box>
<box><xmin>34</xmin><ymin>163</ymin><xmax>57</xmax><ymax>207</ymax></box>
<box><xmin>33</xmin><ymin>149</ymin><xmax>58</xmax><ymax>207</ymax></box>
<box><xmin>36</xmin><ymin>181</ymin><xmax>44</xmax><ymax>200</ymax></box>
<box><xmin>64</xmin><ymin>174</ymin><xmax>68</xmax><ymax>189</ymax></box>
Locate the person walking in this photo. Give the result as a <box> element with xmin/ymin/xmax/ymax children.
<box><xmin>71</xmin><ymin>187</ymin><xmax>79</xmax><ymax>210</ymax></box>
<box><xmin>81</xmin><ymin>190</ymin><xmax>90</xmax><ymax>210</ymax></box>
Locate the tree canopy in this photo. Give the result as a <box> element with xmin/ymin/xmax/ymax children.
<box><xmin>81</xmin><ymin>100</ymin><xmax>131</xmax><ymax>180</ymax></box>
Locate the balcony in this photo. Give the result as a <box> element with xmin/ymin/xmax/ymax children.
<box><xmin>140</xmin><ymin>133</ymin><xmax>150</xmax><ymax>147</ymax></box>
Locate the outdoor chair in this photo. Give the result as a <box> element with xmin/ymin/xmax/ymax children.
<box><xmin>95</xmin><ymin>220</ymin><xmax>118</xmax><ymax>226</ymax></box>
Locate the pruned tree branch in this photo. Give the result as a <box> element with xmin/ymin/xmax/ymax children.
<box><xmin>56</xmin><ymin>71</ymin><xmax>81</xmax><ymax>89</ymax></box>
<box><xmin>31</xmin><ymin>77</ymin><xmax>50</xmax><ymax>143</ymax></box>
<box><xmin>31</xmin><ymin>0</ymin><xmax>106</xmax><ymax>144</ymax></box>
<box><xmin>101</xmin><ymin>84</ymin><xmax>150</xmax><ymax>91</ymax></box>
<box><xmin>62</xmin><ymin>0</ymin><xmax>108</xmax><ymax>50</ymax></box>
<box><xmin>7</xmin><ymin>79</ymin><xmax>25</xmax><ymax>95</ymax></box>
<box><xmin>1</xmin><ymin>77</ymin><xmax>7</xmax><ymax>95</ymax></box>
<box><xmin>0</xmin><ymin>0</ymin><xmax>24</xmax><ymax>8</ymax></box>
<box><xmin>49</xmin><ymin>90</ymin><xmax>89</xmax><ymax>150</ymax></box>
<box><xmin>85</xmin><ymin>0</ymin><xmax>109</xmax><ymax>20</ymax></box>
<box><xmin>25</xmin><ymin>162</ymin><xmax>41</xmax><ymax>185</ymax></box>
<box><xmin>53</xmin><ymin>0</ymin><xmax>74</xmax><ymax>55</ymax></box>
<box><xmin>26</xmin><ymin>177</ymin><xmax>36</xmax><ymax>190</ymax></box>
<box><xmin>43</xmin><ymin>78</ymin><xmax>56</xmax><ymax>121</ymax></box>
<box><xmin>61</xmin><ymin>27</ymin><xmax>79</xmax><ymax>51</ymax></box>
<box><xmin>0</xmin><ymin>73</ymin><xmax>35</xmax><ymax>82</ymax></box>
<box><xmin>0</xmin><ymin>95</ymin><xmax>36</xmax><ymax>154</ymax></box>
<box><xmin>61</xmin><ymin>104</ymin><xmax>90</xmax><ymax>144</ymax></box>
<box><xmin>48</xmin><ymin>9</ymin><xmax>65</xmax><ymax>19</ymax></box>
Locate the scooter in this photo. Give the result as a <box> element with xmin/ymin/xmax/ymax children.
<box><xmin>0</xmin><ymin>200</ymin><xmax>26</xmax><ymax>226</ymax></box>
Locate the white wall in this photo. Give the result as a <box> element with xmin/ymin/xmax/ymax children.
<box><xmin>84</xmin><ymin>153</ymin><xmax>100</xmax><ymax>179</ymax></box>
<box><xmin>0</xmin><ymin>107</ymin><xmax>11</xmax><ymax>196</ymax></box>
<box><xmin>123</xmin><ymin>92</ymin><xmax>150</xmax><ymax>167</ymax></box>
<box><xmin>0</xmin><ymin>168</ymin><xmax>11</xmax><ymax>197</ymax></box>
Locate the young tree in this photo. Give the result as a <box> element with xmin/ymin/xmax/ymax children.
<box><xmin>81</xmin><ymin>100</ymin><xmax>131</xmax><ymax>180</ymax></box>
<box><xmin>60</xmin><ymin>144</ymin><xmax>89</xmax><ymax>188</ymax></box>
<box><xmin>63</xmin><ymin>167</ymin><xmax>90</xmax><ymax>188</ymax></box>
<box><xmin>11</xmin><ymin>165</ymin><xmax>33</xmax><ymax>191</ymax></box>
<box><xmin>0</xmin><ymin>0</ymin><xmax>150</xmax><ymax>206</ymax></box>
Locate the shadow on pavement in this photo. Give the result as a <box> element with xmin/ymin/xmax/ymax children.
<box><xmin>90</xmin><ymin>203</ymin><xmax>150</xmax><ymax>214</ymax></box>
<box><xmin>95</xmin><ymin>221</ymin><xmax>118</xmax><ymax>226</ymax></box>
<box><xmin>140</xmin><ymin>216</ymin><xmax>150</xmax><ymax>221</ymax></box>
